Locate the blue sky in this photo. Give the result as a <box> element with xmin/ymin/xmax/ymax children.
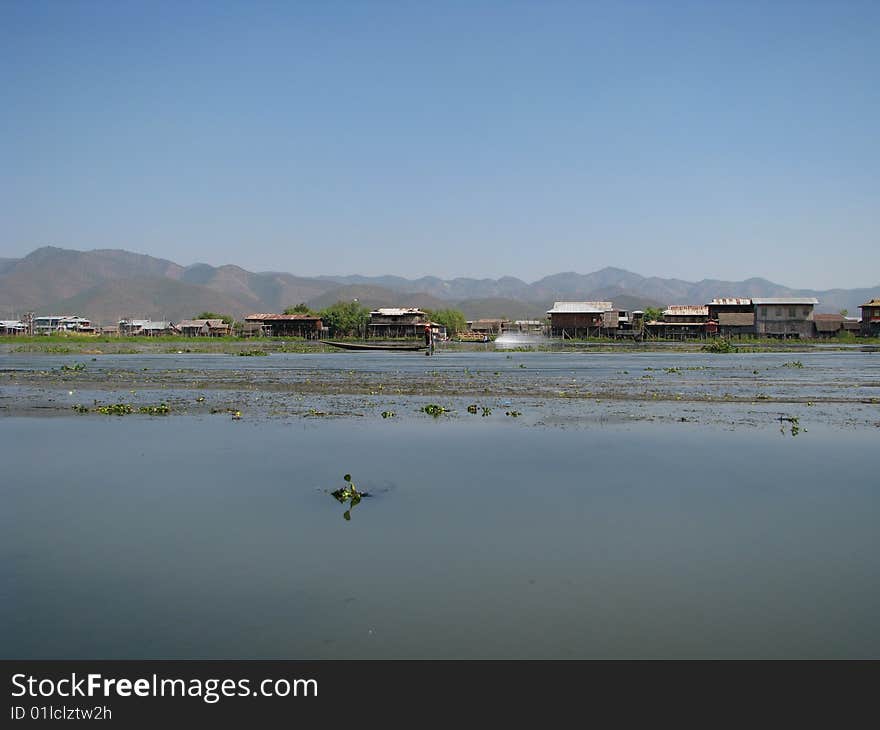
<box><xmin>2</xmin><ymin>0</ymin><xmax>878</xmax><ymax>287</ymax></box>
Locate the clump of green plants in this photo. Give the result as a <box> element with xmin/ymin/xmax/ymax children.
<box><xmin>71</xmin><ymin>404</ymin><xmax>89</xmax><ymax>414</ymax></box>
<box><xmin>482</xmin><ymin>407</ymin><xmax>492</xmax><ymax>417</ymax></box>
<box><xmin>467</xmin><ymin>404</ymin><xmax>478</xmax><ymax>414</ymax></box>
<box><xmin>238</xmin><ymin>349</ymin><xmax>268</xmax><ymax>357</ymax></box>
<box><xmin>505</xmin><ymin>410</ymin><xmax>522</xmax><ymax>417</ymax></box>
<box><xmin>330</xmin><ymin>474</ymin><xmax>369</xmax><ymax>521</ymax></box>
<box><xmin>663</xmin><ymin>367</ymin><xmax>682</xmax><ymax>374</ymax></box>
<box><xmin>779</xmin><ymin>415</ymin><xmax>802</xmax><ymax>436</ymax></box>
<box><xmin>702</xmin><ymin>339</ymin><xmax>735</xmax><ymax>353</ymax></box>
<box><xmin>95</xmin><ymin>403</ymin><xmax>133</xmax><ymax>416</ymax></box>
<box><xmin>782</xmin><ymin>360</ymin><xmax>804</xmax><ymax>368</ymax></box>
<box><xmin>138</xmin><ymin>403</ymin><xmax>171</xmax><ymax>415</ymax></box>
<box><xmin>60</xmin><ymin>362</ymin><xmax>86</xmax><ymax>372</ymax></box>
<box><xmin>421</xmin><ymin>404</ymin><xmax>448</xmax><ymax>417</ymax></box>
<box><xmin>381</xmin><ymin>410</ymin><xmax>395</xmax><ymax>418</ymax></box>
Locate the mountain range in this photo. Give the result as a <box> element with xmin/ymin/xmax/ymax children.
<box><xmin>0</xmin><ymin>246</ymin><xmax>876</xmax><ymax>324</ymax></box>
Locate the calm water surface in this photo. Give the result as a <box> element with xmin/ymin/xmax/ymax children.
<box><xmin>2</xmin><ymin>407</ymin><xmax>878</xmax><ymax>658</ymax></box>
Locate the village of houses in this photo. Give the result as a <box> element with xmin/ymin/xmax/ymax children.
<box><xmin>2</xmin><ymin>297</ymin><xmax>880</xmax><ymax>340</ymax></box>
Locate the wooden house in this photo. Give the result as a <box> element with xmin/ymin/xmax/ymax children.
<box><xmin>547</xmin><ymin>302</ymin><xmax>613</xmax><ymax>338</ymax></box>
<box><xmin>648</xmin><ymin>305</ymin><xmax>710</xmax><ymax>338</ymax></box>
<box><xmin>368</xmin><ymin>308</ymin><xmax>427</xmax><ymax>338</ymax></box>
<box><xmin>0</xmin><ymin>320</ymin><xmax>26</xmax><ymax>335</ymax></box>
<box><xmin>244</xmin><ymin>313</ymin><xmax>323</xmax><ymax>338</ymax></box>
<box><xmin>34</xmin><ymin>315</ymin><xmax>94</xmax><ymax>335</ymax></box>
<box><xmin>813</xmin><ymin>313</ymin><xmax>845</xmax><ymax>338</ymax></box>
<box><xmin>119</xmin><ymin>319</ymin><xmax>175</xmax><ymax>336</ymax></box>
<box><xmin>707</xmin><ymin>298</ymin><xmax>755</xmax><ymax>337</ymax></box>
<box><xmin>751</xmin><ymin>298</ymin><xmax>817</xmax><ymax>338</ymax></box>
<box><xmin>468</xmin><ymin>319</ymin><xmax>507</xmax><ymax>335</ymax></box>
<box><xmin>177</xmin><ymin>319</ymin><xmax>231</xmax><ymax>337</ymax></box>
<box><xmin>860</xmin><ymin>299</ymin><xmax>880</xmax><ymax>336</ymax></box>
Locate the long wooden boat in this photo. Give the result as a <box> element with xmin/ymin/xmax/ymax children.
<box><xmin>324</xmin><ymin>341</ymin><xmax>427</xmax><ymax>352</ymax></box>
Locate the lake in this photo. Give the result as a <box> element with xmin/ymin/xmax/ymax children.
<box><xmin>2</xmin><ymin>350</ymin><xmax>879</xmax><ymax>658</ymax></box>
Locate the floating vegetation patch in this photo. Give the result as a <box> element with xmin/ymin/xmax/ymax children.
<box><xmin>60</xmin><ymin>362</ymin><xmax>86</xmax><ymax>372</ymax></box>
<box><xmin>138</xmin><ymin>403</ymin><xmax>171</xmax><ymax>415</ymax></box>
<box><xmin>779</xmin><ymin>415</ymin><xmax>803</xmax><ymax>436</ymax></box>
<box><xmin>95</xmin><ymin>403</ymin><xmax>134</xmax><ymax>416</ymax></box>
<box><xmin>782</xmin><ymin>360</ymin><xmax>804</xmax><ymax>368</ymax></box>
<box><xmin>505</xmin><ymin>410</ymin><xmax>522</xmax><ymax>417</ymax></box>
<box><xmin>330</xmin><ymin>473</ymin><xmax>369</xmax><ymax>521</ymax></box>
<box><xmin>482</xmin><ymin>407</ymin><xmax>492</xmax><ymax>417</ymax></box>
<box><xmin>421</xmin><ymin>404</ymin><xmax>448</xmax><ymax>417</ymax></box>
<box><xmin>71</xmin><ymin>404</ymin><xmax>89</xmax><ymax>414</ymax></box>
<box><xmin>702</xmin><ymin>339</ymin><xmax>735</xmax><ymax>353</ymax></box>
<box><xmin>238</xmin><ymin>349</ymin><xmax>268</xmax><ymax>357</ymax></box>
<box><xmin>381</xmin><ymin>410</ymin><xmax>395</xmax><ymax>418</ymax></box>
<box><xmin>467</xmin><ymin>404</ymin><xmax>478</xmax><ymax>414</ymax></box>
<box><xmin>663</xmin><ymin>367</ymin><xmax>682</xmax><ymax>374</ymax></box>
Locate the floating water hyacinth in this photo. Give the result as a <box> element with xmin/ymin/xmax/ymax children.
<box><xmin>330</xmin><ymin>474</ymin><xmax>369</xmax><ymax>521</ymax></box>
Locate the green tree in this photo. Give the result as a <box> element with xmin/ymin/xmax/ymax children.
<box><xmin>425</xmin><ymin>308</ymin><xmax>467</xmax><ymax>336</ymax></box>
<box><xmin>196</xmin><ymin>312</ymin><xmax>233</xmax><ymax>324</ymax></box>
<box><xmin>284</xmin><ymin>303</ymin><xmax>314</xmax><ymax>315</ymax></box>
<box><xmin>839</xmin><ymin>309</ymin><xmax>849</xmax><ymax>318</ymax></box>
<box><xmin>319</xmin><ymin>301</ymin><xmax>370</xmax><ymax>337</ymax></box>
<box><xmin>643</xmin><ymin>307</ymin><xmax>663</xmax><ymax>323</ymax></box>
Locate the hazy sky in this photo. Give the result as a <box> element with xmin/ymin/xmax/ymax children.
<box><xmin>2</xmin><ymin>0</ymin><xmax>878</xmax><ymax>287</ymax></box>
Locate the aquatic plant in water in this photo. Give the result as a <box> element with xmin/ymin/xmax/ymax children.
<box><xmin>330</xmin><ymin>474</ymin><xmax>368</xmax><ymax>521</ymax></box>
<box><xmin>782</xmin><ymin>360</ymin><xmax>804</xmax><ymax>368</ymax></box>
<box><xmin>138</xmin><ymin>403</ymin><xmax>171</xmax><ymax>415</ymax></box>
<box><xmin>421</xmin><ymin>404</ymin><xmax>447</xmax><ymax>417</ymax></box>
<box><xmin>95</xmin><ymin>403</ymin><xmax>134</xmax><ymax>416</ymax></box>
<box><xmin>381</xmin><ymin>410</ymin><xmax>395</xmax><ymax>418</ymax></box>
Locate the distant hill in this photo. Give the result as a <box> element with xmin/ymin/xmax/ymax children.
<box><xmin>454</xmin><ymin>298</ymin><xmax>551</xmax><ymax>321</ymax></box>
<box><xmin>0</xmin><ymin>245</ymin><xmax>877</xmax><ymax>323</ymax></box>
<box><xmin>50</xmin><ymin>277</ymin><xmax>261</xmax><ymax>324</ymax></box>
<box><xmin>306</xmin><ymin>285</ymin><xmax>449</xmax><ymax>313</ymax></box>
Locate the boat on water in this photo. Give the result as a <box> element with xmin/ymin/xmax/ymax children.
<box><xmin>324</xmin><ymin>341</ymin><xmax>427</xmax><ymax>352</ymax></box>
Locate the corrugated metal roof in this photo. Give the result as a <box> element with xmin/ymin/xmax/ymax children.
<box><xmin>177</xmin><ymin>319</ymin><xmax>226</xmax><ymax>328</ymax></box>
<box><xmin>751</xmin><ymin>297</ymin><xmax>818</xmax><ymax>305</ymax></box>
<box><xmin>663</xmin><ymin>305</ymin><xmax>708</xmax><ymax>316</ymax></box>
<box><xmin>0</xmin><ymin>320</ymin><xmax>25</xmax><ymax>327</ymax></box>
<box><xmin>245</xmin><ymin>313</ymin><xmax>320</xmax><ymax>321</ymax></box>
<box><xmin>547</xmin><ymin>301</ymin><xmax>613</xmax><ymax>314</ymax></box>
<box><xmin>708</xmin><ymin>298</ymin><xmax>752</xmax><ymax>306</ymax></box>
<box><xmin>370</xmin><ymin>308</ymin><xmax>425</xmax><ymax>316</ymax></box>
<box><xmin>860</xmin><ymin>299</ymin><xmax>880</xmax><ymax>307</ymax></box>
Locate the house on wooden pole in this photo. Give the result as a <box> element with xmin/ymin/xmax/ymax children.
<box><xmin>547</xmin><ymin>301</ymin><xmax>613</xmax><ymax>338</ymax></box>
